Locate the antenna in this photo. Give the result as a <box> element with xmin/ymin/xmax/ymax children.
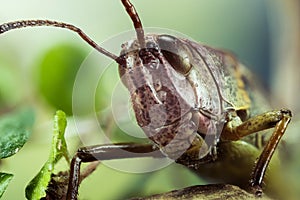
<box><xmin>0</xmin><ymin>20</ymin><xmax>120</xmax><ymax>63</ymax></box>
<box><xmin>0</xmin><ymin>0</ymin><xmax>145</xmax><ymax>64</ymax></box>
<box><xmin>121</xmin><ymin>0</ymin><xmax>145</xmax><ymax>48</ymax></box>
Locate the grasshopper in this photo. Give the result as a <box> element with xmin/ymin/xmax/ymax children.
<box><xmin>0</xmin><ymin>0</ymin><xmax>292</xmax><ymax>199</ymax></box>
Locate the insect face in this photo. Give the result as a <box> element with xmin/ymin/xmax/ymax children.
<box><xmin>118</xmin><ymin>35</ymin><xmax>207</xmax><ymax>159</ymax></box>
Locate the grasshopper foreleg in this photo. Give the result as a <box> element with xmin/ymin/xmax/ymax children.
<box><xmin>66</xmin><ymin>143</ymin><xmax>164</xmax><ymax>200</ymax></box>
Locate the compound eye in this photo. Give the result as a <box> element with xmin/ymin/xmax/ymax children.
<box><xmin>157</xmin><ymin>35</ymin><xmax>192</xmax><ymax>75</ymax></box>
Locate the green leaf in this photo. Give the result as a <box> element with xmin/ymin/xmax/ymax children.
<box><xmin>0</xmin><ymin>108</ymin><xmax>35</xmax><ymax>159</ymax></box>
<box><xmin>0</xmin><ymin>173</ymin><xmax>13</xmax><ymax>198</ymax></box>
<box><xmin>25</xmin><ymin>110</ymin><xmax>70</xmax><ymax>200</ymax></box>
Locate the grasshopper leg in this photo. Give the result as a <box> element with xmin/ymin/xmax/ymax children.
<box><xmin>66</xmin><ymin>143</ymin><xmax>164</xmax><ymax>200</ymax></box>
<box><xmin>250</xmin><ymin>110</ymin><xmax>291</xmax><ymax>196</ymax></box>
<box><xmin>221</xmin><ymin>109</ymin><xmax>292</xmax><ymax>196</ymax></box>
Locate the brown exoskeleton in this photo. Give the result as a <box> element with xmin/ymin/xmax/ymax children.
<box><xmin>0</xmin><ymin>0</ymin><xmax>292</xmax><ymax>199</ymax></box>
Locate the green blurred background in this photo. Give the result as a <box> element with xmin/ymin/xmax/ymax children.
<box><xmin>0</xmin><ymin>0</ymin><xmax>299</xmax><ymax>199</ymax></box>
